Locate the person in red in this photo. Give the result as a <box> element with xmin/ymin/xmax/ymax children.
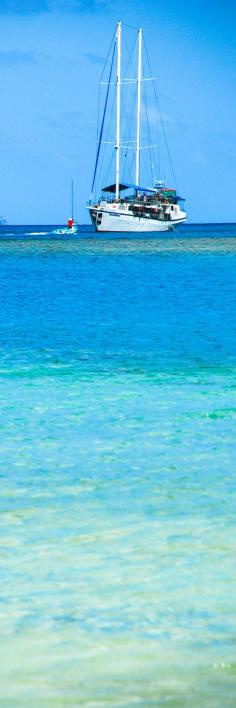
<box><xmin>67</xmin><ymin>218</ymin><xmax>73</xmax><ymax>229</ymax></box>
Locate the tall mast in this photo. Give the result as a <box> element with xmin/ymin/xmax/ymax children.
<box><xmin>71</xmin><ymin>178</ymin><xmax>74</xmax><ymax>220</ymax></box>
<box><xmin>135</xmin><ymin>28</ymin><xmax>142</xmax><ymax>188</ymax></box>
<box><xmin>115</xmin><ymin>21</ymin><xmax>121</xmax><ymax>201</ymax></box>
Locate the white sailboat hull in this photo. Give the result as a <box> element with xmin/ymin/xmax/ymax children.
<box><xmin>89</xmin><ymin>207</ymin><xmax>186</xmax><ymax>233</ymax></box>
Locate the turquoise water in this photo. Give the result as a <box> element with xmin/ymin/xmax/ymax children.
<box><xmin>1</xmin><ymin>224</ymin><xmax>236</xmax><ymax>706</ymax></box>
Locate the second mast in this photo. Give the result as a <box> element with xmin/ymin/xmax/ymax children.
<box><xmin>115</xmin><ymin>21</ymin><xmax>121</xmax><ymax>201</ymax></box>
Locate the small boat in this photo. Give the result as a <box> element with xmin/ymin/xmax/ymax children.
<box><xmin>54</xmin><ymin>180</ymin><xmax>79</xmax><ymax>235</ymax></box>
<box><xmin>88</xmin><ymin>21</ymin><xmax>186</xmax><ymax>233</ymax></box>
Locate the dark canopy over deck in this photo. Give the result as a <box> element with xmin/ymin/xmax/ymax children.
<box><xmin>102</xmin><ymin>183</ymin><xmax>157</xmax><ymax>194</ymax></box>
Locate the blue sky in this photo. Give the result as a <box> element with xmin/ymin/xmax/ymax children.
<box><xmin>0</xmin><ymin>0</ymin><xmax>235</xmax><ymax>223</ymax></box>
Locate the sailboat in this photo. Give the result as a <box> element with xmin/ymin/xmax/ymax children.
<box><xmin>67</xmin><ymin>179</ymin><xmax>78</xmax><ymax>234</ymax></box>
<box><xmin>54</xmin><ymin>180</ymin><xmax>78</xmax><ymax>235</ymax></box>
<box><xmin>88</xmin><ymin>21</ymin><xmax>186</xmax><ymax>233</ymax></box>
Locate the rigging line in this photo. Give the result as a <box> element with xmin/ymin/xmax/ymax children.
<box><xmin>143</xmin><ymin>36</ymin><xmax>178</xmax><ymax>190</ymax></box>
<box><xmin>100</xmin><ymin>133</ymin><xmax>116</xmax><ymax>194</ymax></box>
<box><xmin>145</xmin><ymin>73</ymin><xmax>158</xmax><ymax>182</ymax></box>
<box><xmin>103</xmin><ymin>148</ymin><xmax>115</xmax><ymax>190</ymax></box>
<box><xmin>97</xmin><ymin>83</ymin><xmax>100</xmax><ymax>143</ymax></box>
<box><xmin>123</xmin><ymin>102</ymin><xmax>137</xmax><ymax>182</ymax></box>
<box><xmin>121</xmin><ymin>33</ymin><xmax>139</xmax><ymax>181</ymax></box>
<box><xmin>142</xmin><ymin>45</ymin><xmax>159</xmax><ymax>181</ymax></box>
<box><xmin>96</xmin><ymin>27</ymin><xmax>116</xmax><ymax>150</ymax></box>
<box><xmin>122</xmin><ymin>88</ymin><xmax>136</xmax><ymax>166</ymax></box>
<box><xmin>143</xmin><ymin>74</ymin><xmax>155</xmax><ymax>186</ymax></box>
<box><xmin>91</xmin><ymin>41</ymin><xmax>116</xmax><ymax>194</ymax></box>
<box><xmin>122</xmin><ymin>22</ymin><xmax>140</xmax><ymax>31</ymax></box>
<box><xmin>121</xmin><ymin>33</ymin><xmax>138</xmax><ymax>152</ymax></box>
<box><xmin>123</xmin><ymin>31</ymin><xmax>138</xmax><ymax>81</ymax></box>
<box><xmin>99</xmin><ymin>27</ymin><xmax>116</xmax><ymax>84</ymax></box>
<box><xmin>96</xmin><ymin>81</ymin><xmax>116</xmax><ymax>192</ymax></box>
<box><xmin>126</xmin><ymin>148</ymin><xmax>135</xmax><ymax>183</ymax></box>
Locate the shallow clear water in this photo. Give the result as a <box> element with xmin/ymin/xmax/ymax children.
<box><xmin>1</xmin><ymin>224</ymin><xmax>236</xmax><ymax>706</ymax></box>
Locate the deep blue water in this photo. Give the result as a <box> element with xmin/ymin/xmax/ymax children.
<box><xmin>1</xmin><ymin>223</ymin><xmax>236</xmax><ymax>706</ymax></box>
